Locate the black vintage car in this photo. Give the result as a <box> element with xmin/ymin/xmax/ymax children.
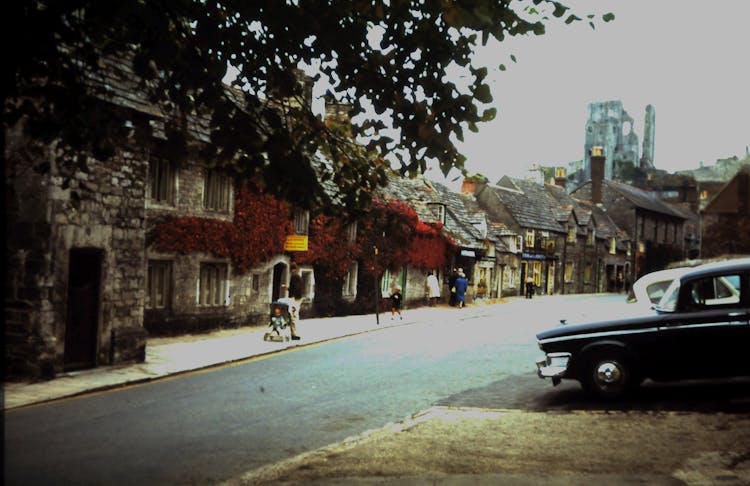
<box><xmin>536</xmin><ymin>258</ymin><xmax>750</xmax><ymax>398</ymax></box>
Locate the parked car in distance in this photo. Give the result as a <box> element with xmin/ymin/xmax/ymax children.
<box><xmin>626</xmin><ymin>267</ymin><xmax>692</xmax><ymax>307</ymax></box>
<box><xmin>536</xmin><ymin>257</ymin><xmax>750</xmax><ymax>398</ymax></box>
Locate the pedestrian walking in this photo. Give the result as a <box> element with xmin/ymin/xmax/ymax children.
<box><xmin>525</xmin><ymin>277</ymin><xmax>535</xmax><ymax>299</ymax></box>
<box><xmin>426</xmin><ymin>271</ymin><xmax>441</xmax><ymax>306</ymax></box>
<box><xmin>282</xmin><ymin>262</ymin><xmax>303</xmax><ymax>340</ymax></box>
<box><xmin>389</xmin><ymin>286</ymin><xmax>403</xmax><ymax>320</ymax></box>
<box><xmin>448</xmin><ymin>268</ymin><xmax>458</xmax><ymax>306</ymax></box>
<box><xmin>454</xmin><ymin>269</ymin><xmax>468</xmax><ymax>309</ymax></box>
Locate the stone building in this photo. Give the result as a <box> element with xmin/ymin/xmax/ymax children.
<box><xmin>545</xmin><ymin>184</ymin><xmax>630</xmax><ymax>294</ymax></box>
<box><xmin>572</xmin><ymin>155</ymin><xmax>689</xmax><ymax>283</ymax></box>
<box><xmin>6</xmin><ymin>118</ymin><xmax>149</xmax><ymax>379</ymax></box>
<box><xmin>474</xmin><ymin>177</ymin><xmax>567</xmax><ymax>296</ymax></box>
<box><xmin>700</xmin><ymin>164</ymin><xmax>750</xmax><ymax>258</ymax></box>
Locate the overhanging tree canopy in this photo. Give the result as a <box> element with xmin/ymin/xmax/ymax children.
<box><xmin>5</xmin><ymin>1</ymin><xmax>612</xmax><ymax>212</ymax></box>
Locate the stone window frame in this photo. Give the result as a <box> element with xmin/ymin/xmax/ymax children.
<box><xmin>525</xmin><ymin>229</ymin><xmax>535</xmax><ymax>249</ymax></box>
<box><xmin>146</xmin><ymin>259</ymin><xmax>172</xmax><ymax>309</ymax></box>
<box><xmin>584</xmin><ymin>263</ymin><xmax>593</xmax><ymax>283</ymax></box>
<box><xmin>148</xmin><ymin>155</ymin><xmax>177</xmax><ymax>207</ymax></box>
<box><xmin>564</xmin><ymin>261</ymin><xmax>574</xmax><ymax>283</ymax></box>
<box><xmin>342</xmin><ymin>261</ymin><xmax>358</xmax><ymax>297</ymax></box>
<box><xmin>203</xmin><ymin>169</ymin><xmax>232</xmax><ymax>213</ymax></box>
<box><xmin>198</xmin><ymin>261</ymin><xmax>229</xmax><ymax>307</ymax></box>
<box><xmin>567</xmin><ymin>225</ymin><xmax>576</xmax><ymax>243</ymax></box>
<box><xmin>293</xmin><ymin>208</ymin><xmax>310</xmax><ymax>235</ymax></box>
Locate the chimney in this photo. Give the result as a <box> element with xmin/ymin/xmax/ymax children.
<box><xmin>554</xmin><ymin>167</ymin><xmax>567</xmax><ymax>188</ymax></box>
<box><xmin>590</xmin><ymin>146</ymin><xmax>605</xmax><ymax>203</ymax></box>
<box><xmin>461</xmin><ymin>177</ymin><xmax>478</xmax><ymax>194</ymax></box>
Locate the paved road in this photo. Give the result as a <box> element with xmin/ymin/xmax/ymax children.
<box><xmin>6</xmin><ymin>295</ymin><xmax>748</xmax><ymax>485</ymax></box>
<box><xmin>5</xmin><ymin>296</ymin><xmax>549</xmax><ymax>484</ymax></box>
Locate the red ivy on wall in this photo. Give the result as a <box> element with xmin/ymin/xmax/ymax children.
<box><xmin>295</xmin><ymin>214</ymin><xmax>357</xmax><ymax>281</ymax></box>
<box><xmin>154</xmin><ymin>189</ymin><xmax>456</xmax><ymax>279</ymax></box>
<box><xmin>408</xmin><ymin>220</ymin><xmax>457</xmax><ymax>270</ymax></box>
<box><xmin>153</xmin><ymin>183</ymin><xmax>293</xmax><ymax>274</ymax></box>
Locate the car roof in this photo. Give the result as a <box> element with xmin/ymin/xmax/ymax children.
<box><xmin>676</xmin><ymin>257</ymin><xmax>750</xmax><ymax>282</ymax></box>
<box><xmin>634</xmin><ymin>267</ymin><xmax>692</xmax><ymax>286</ymax></box>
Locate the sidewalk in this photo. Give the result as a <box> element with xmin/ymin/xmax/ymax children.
<box><xmin>3</xmin><ymin>303</ymin><xmax>496</xmax><ymax>411</ymax></box>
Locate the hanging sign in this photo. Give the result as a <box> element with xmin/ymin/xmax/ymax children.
<box><xmin>284</xmin><ymin>235</ymin><xmax>308</xmax><ymax>251</ymax></box>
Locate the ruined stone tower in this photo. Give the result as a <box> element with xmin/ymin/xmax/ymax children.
<box><xmin>583</xmin><ymin>100</ymin><xmax>641</xmax><ymax>179</ymax></box>
<box><xmin>640</xmin><ymin>104</ymin><xmax>656</xmax><ymax>169</ymax></box>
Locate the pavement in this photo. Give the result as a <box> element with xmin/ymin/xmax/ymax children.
<box><xmin>2</xmin><ymin>302</ymin><xmax>495</xmax><ymax>411</ymax></box>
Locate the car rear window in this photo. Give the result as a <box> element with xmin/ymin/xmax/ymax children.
<box><xmin>645</xmin><ymin>281</ymin><xmax>672</xmax><ymax>304</ymax></box>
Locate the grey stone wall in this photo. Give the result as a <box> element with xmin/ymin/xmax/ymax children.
<box><xmin>5</xmin><ymin>122</ymin><xmax>148</xmax><ymax>380</ymax></box>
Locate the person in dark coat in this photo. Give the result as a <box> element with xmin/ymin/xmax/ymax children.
<box><xmin>284</xmin><ymin>262</ymin><xmax>303</xmax><ymax>340</ymax></box>
<box><xmin>454</xmin><ymin>269</ymin><xmax>468</xmax><ymax>308</ymax></box>
<box><xmin>525</xmin><ymin>277</ymin><xmax>535</xmax><ymax>299</ymax></box>
<box><xmin>448</xmin><ymin>268</ymin><xmax>458</xmax><ymax>306</ymax></box>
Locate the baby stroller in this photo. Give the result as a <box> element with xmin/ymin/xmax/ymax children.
<box><xmin>264</xmin><ymin>301</ymin><xmax>292</xmax><ymax>342</ymax></box>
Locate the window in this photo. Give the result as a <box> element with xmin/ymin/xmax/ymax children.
<box><xmin>199</xmin><ymin>263</ymin><xmax>228</xmax><ymax>306</ymax></box>
<box><xmin>148</xmin><ymin>156</ymin><xmax>176</xmax><ymax>205</ymax></box>
<box><xmin>587</xmin><ymin>227</ymin><xmax>595</xmax><ymax>245</ymax></box>
<box><xmin>584</xmin><ymin>263</ymin><xmax>592</xmax><ymax>283</ymax></box>
<box><xmin>564</xmin><ymin>262</ymin><xmax>574</xmax><ymax>283</ymax></box>
<box><xmin>685</xmin><ymin>274</ymin><xmax>741</xmax><ymax>309</ymax></box>
<box><xmin>203</xmin><ymin>170</ymin><xmax>232</xmax><ymax>212</ymax></box>
<box><xmin>525</xmin><ymin>229</ymin><xmax>535</xmax><ymax>249</ymax></box>
<box><xmin>146</xmin><ymin>260</ymin><xmax>172</xmax><ymax>309</ymax></box>
<box><xmin>380</xmin><ymin>268</ymin><xmax>392</xmax><ymax>295</ymax></box>
<box><xmin>567</xmin><ymin>226</ymin><xmax>576</xmax><ymax>243</ymax></box>
<box><xmin>347</xmin><ymin>222</ymin><xmax>358</xmax><ymax>243</ymax></box>
<box><xmin>513</xmin><ymin>235</ymin><xmax>523</xmax><ymax>253</ymax></box>
<box><xmin>609</xmin><ymin>237</ymin><xmax>617</xmax><ymax>254</ymax></box>
<box><xmin>251</xmin><ymin>273</ymin><xmax>260</xmax><ymax>293</ymax></box>
<box><xmin>294</xmin><ymin>208</ymin><xmax>310</xmax><ymax>235</ymax></box>
<box><xmin>428</xmin><ymin>203</ymin><xmax>446</xmax><ymax>224</ymax></box>
<box><xmin>343</xmin><ymin>262</ymin><xmax>358</xmax><ymax>296</ymax></box>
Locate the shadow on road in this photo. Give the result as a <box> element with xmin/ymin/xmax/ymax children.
<box><xmin>436</xmin><ymin>373</ymin><xmax>750</xmax><ymax>413</ymax></box>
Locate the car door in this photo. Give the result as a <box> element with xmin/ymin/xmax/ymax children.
<box><xmin>656</xmin><ymin>270</ymin><xmax>749</xmax><ymax>380</ymax></box>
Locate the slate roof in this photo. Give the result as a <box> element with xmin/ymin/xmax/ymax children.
<box><xmin>379</xmin><ymin>175</ymin><xmax>486</xmax><ymax>250</ymax></box>
<box><xmin>603</xmin><ymin>179</ymin><xmax>687</xmax><ymax>219</ymax></box>
<box><xmin>488</xmin><ymin>177</ymin><xmax>566</xmax><ymax>233</ymax></box>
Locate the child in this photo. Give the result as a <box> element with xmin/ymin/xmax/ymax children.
<box><xmin>269</xmin><ymin>306</ymin><xmax>288</xmax><ymax>335</ymax></box>
<box><xmin>390</xmin><ymin>287</ymin><xmax>403</xmax><ymax>320</ymax></box>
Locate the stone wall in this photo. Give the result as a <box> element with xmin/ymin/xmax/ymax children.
<box><xmin>5</xmin><ymin>122</ymin><xmax>148</xmax><ymax>380</ymax></box>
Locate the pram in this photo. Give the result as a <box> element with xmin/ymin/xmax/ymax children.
<box><xmin>264</xmin><ymin>301</ymin><xmax>292</xmax><ymax>342</ymax></box>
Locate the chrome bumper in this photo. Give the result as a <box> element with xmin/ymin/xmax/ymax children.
<box><xmin>536</xmin><ymin>352</ymin><xmax>571</xmax><ymax>386</ymax></box>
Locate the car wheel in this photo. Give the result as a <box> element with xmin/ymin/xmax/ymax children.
<box><xmin>582</xmin><ymin>351</ymin><xmax>633</xmax><ymax>399</ymax></box>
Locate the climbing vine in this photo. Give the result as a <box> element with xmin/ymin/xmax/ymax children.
<box><xmin>153</xmin><ymin>183</ymin><xmax>293</xmax><ymax>274</ymax></box>
<box><xmin>153</xmin><ymin>188</ymin><xmax>455</xmax><ymax>280</ymax></box>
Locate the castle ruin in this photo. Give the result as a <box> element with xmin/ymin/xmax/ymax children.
<box><xmin>583</xmin><ymin>100</ymin><xmax>655</xmax><ymax>179</ymax></box>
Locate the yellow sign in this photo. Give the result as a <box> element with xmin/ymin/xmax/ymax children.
<box><xmin>284</xmin><ymin>235</ymin><xmax>309</xmax><ymax>252</ymax></box>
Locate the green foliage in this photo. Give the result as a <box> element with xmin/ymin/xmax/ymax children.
<box><xmin>5</xmin><ymin>1</ymin><xmax>613</xmax><ymax>212</ymax></box>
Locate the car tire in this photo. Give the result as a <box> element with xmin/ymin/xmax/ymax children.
<box><xmin>581</xmin><ymin>350</ymin><xmax>635</xmax><ymax>399</ymax></box>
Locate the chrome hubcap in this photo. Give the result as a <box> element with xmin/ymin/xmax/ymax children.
<box><xmin>595</xmin><ymin>362</ymin><xmax>622</xmax><ymax>385</ymax></box>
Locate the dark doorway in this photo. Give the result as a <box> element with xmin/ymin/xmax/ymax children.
<box><xmin>272</xmin><ymin>262</ymin><xmax>286</xmax><ymax>302</ymax></box>
<box><xmin>64</xmin><ymin>249</ymin><xmax>102</xmax><ymax>371</ymax></box>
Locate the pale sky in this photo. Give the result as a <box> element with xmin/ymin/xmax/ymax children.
<box><xmin>436</xmin><ymin>0</ymin><xmax>750</xmax><ymax>183</ymax></box>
